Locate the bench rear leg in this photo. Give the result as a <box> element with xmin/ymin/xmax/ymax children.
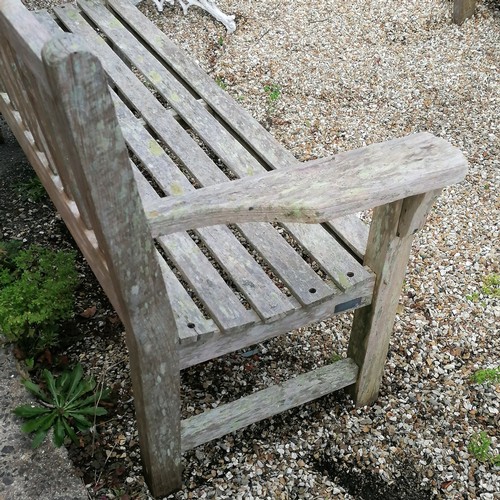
<box><xmin>348</xmin><ymin>191</ymin><xmax>440</xmax><ymax>406</ymax></box>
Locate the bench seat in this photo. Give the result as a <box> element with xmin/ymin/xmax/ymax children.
<box><xmin>32</xmin><ymin>1</ymin><xmax>376</xmax><ymax>369</ymax></box>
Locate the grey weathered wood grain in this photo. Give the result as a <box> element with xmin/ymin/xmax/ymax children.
<box><xmin>107</xmin><ymin>0</ymin><xmax>296</xmax><ymax>171</ymax></box>
<box><xmin>181</xmin><ymin>358</ymin><xmax>359</xmax><ymax>451</ymax></box>
<box><xmin>328</xmin><ymin>214</ymin><xmax>369</xmax><ymax>259</ymax></box>
<box><xmin>237</xmin><ymin>223</ymin><xmax>335</xmax><ymax>306</ymax></box>
<box><xmin>112</xmin><ymin>96</ymin><xmax>335</xmax><ymax>306</ymax></box>
<box><xmin>107</xmin><ymin>0</ymin><xmax>373</xmax><ymax>258</ymax></box>
<box><xmin>156</xmin><ymin>255</ymin><xmax>218</xmax><ymax>344</ymax></box>
<box><xmin>53</xmin><ymin>3</ymin><xmax>221</xmax><ymax>182</ymax></box>
<box><xmin>72</xmin><ymin>0</ymin><xmax>368</xmax><ymax>288</ymax></box>
<box><xmin>42</xmin><ymin>34</ymin><xmax>182</xmax><ymax>494</ymax></box>
<box><xmin>158</xmin><ymin>232</ymin><xmax>259</xmax><ymax>332</ymax></box>
<box><xmin>78</xmin><ymin>0</ymin><xmax>256</xmax><ymax>174</ymax></box>
<box><xmin>453</xmin><ymin>0</ymin><xmax>476</xmax><ymax>24</ymax></box>
<box><xmin>347</xmin><ymin>192</ymin><xmax>439</xmax><ymax>406</ymax></box>
<box><xmin>145</xmin><ymin>133</ymin><xmax>468</xmax><ymax>236</ymax></box>
<box><xmin>397</xmin><ymin>190</ymin><xmax>441</xmax><ymax>238</ymax></box>
<box><xmin>283</xmin><ymin>223</ymin><xmax>373</xmax><ymax>291</ymax></box>
<box><xmin>113</xmin><ymin>97</ymin><xmax>296</xmax><ymax>322</ymax></box>
<box><xmin>1</xmin><ymin>2</ymin><xmax>469</xmax><ymax>497</ymax></box>
<box><xmin>53</xmin><ymin>3</ymin><xmax>333</xmax><ymax>318</ymax></box>
<box><xmin>196</xmin><ymin>225</ymin><xmax>297</xmax><ymax>321</ymax></box>
<box><xmin>50</xmin><ymin>7</ymin><xmax>296</xmax><ymax>327</ymax></box>
<box><xmin>179</xmin><ymin>278</ymin><xmax>374</xmax><ymax>368</ymax></box>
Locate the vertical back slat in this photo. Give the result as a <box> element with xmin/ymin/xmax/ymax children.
<box><xmin>0</xmin><ymin>0</ymin><xmax>94</xmax><ymax>225</ymax></box>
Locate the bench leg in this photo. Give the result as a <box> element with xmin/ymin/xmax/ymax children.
<box><xmin>126</xmin><ymin>335</ymin><xmax>182</xmax><ymax>497</ymax></box>
<box><xmin>347</xmin><ymin>191</ymin><xmax>440</xmax><ymax>406</ymax></box>
<box><xmin>453</xmin><ymin>0</ymin><xmax>476</xmax><ymax>25</ymax></box>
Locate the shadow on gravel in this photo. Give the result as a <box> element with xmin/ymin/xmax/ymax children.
<box><xmin>312</xmin><ymin>454</ymin><xmax>436</xmax><ymax>500</ymax></box>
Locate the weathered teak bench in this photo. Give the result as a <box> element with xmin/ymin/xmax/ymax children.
<box><xmin>0</xmin><ymin>0</ymin><xmax>467</xmax><ymax>496</ymax></box>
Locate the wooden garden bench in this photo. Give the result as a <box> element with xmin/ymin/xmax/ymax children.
<box><xmin>0</xmin><ymin>0</ymin><xmax>467</xmax><ymax>496</ymax></box>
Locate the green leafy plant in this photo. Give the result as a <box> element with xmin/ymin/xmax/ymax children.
<box><xmin>468</xmin><ymin>431</ymin><xmax>500</xmax><ymax>466</ymax></box>
<box><xmin>0</xmin><ymin>244</ymin><xmax>78</xmax><ymax>357</ymax></box>
<box><xmin>215</xmin><ymin>76</ymin><xmax>227</xmax><ymax>90</ymax></box>
<box><xmin>465</xmin><ymin>291</ymin><xmax>480</xmax><ymax>303</ymax></box>
<box><xmin>471</xmin><ymin>366</ymin><xmax>500</xmax><ymax>385</ymax></box>
<box><xmin>264</xmin><ymin>83</ymin><xmax>281</xmax><ymax>103</ymax></box>
<box><xmin>14</xmin><ymin>364</ymin><xmax>109</xmax><ymax>448</ymax></box>
<box><xmin>482</xmin><ymin>274</ymin><xmax>500</xmax><ymax>298</ymax></box>
<box><xmin>16</xmin><ymin>176</ymin><xmax>47</xmax><ymax>202</ymax></box>
<box><xmin>330</xmin><ymin>353</ymin><xmax>343</xmax><ymax>363</ymax></box>
<box><xmin>0</xmin><ymin>240</ymin><xmax>23</xmax><ymax>273</ymax></box>
<box><xmin>264</xmin><ymin>83</ymin><xmax>281</xmax><ymax>113</ymax></box>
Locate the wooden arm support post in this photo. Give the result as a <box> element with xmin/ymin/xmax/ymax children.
<box><xmin>347</xmin><ymin>190</ymin><xmax>441</xmax><ymax>406</ymax></box>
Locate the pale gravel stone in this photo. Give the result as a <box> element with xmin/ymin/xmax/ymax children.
<box><xmin>17</xmin><ymin>0</ymin><xmax>500</xmax><ymax>497</ymax></box>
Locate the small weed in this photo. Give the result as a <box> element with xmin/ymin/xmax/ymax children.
<box><xmin>482</xmin><ymin>274</ymin><xmax>500</xmax><ymax>298</ymax></box>
<box><xmin>14</xmin><ymin>364</ymin><xmax>109</xmax><ymax>448</ymax></box>
<box><xmin>468</xmin><ymin>432</ymin><xmax>500</xmax><ymax>466</ymax></box>
<box><xmin>0</xmin><ymin>244</ymin><xmax>78</xmax><ymax>357</ymax></box>
<box><xmin>471</xmin><ymin>366</ymin><xmax>500</xmax><ymax>385</ymax></box>
<box><xmin>16</xmin><ymin>176</ymin><xmax>46</xmax><ymax>202</ymax></box>
<box><xmin>215</xmin><ymin>76</ymin><xmax>227</xmax><ymax>90</ymax></box>
<box><xmin>218</xmin><ymin>35</ymin><xmax>224</xmax><ymax>46</ymax></box>
<box><xmin>466</xmin><ymin>292</ymin><xmax>480</xmax><ymax>302</ymax></box>
<box><xmin>330</xmin><ymin>353</ymin><xmax>343</xmax><ymax>363</ymax></box>
<box><xmin>264</xmin><ymin>83</ymin><xmax>281</xmax><ymax>114</ymax></box>
<box><xmin>264</xmin><ymin>83</ymin><xmax>281</xmax><ymax>103</ymax></box>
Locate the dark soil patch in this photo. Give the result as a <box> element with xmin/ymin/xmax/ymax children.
<box><xmin>312</xmin><ymin>453</ymin><xmax>436</xmax><ymax>500</ymax></box>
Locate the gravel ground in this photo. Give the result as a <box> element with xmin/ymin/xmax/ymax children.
<box><xmin>7</xmin><ymin>0</ymin><xmax>500</xmax><ymax>498</ymax></box>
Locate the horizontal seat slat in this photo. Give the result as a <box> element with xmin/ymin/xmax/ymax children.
<box><xmin>77</xmin><ymin>0</ymin><xmax>257</xmax><ymax>177</ymax></box>
<box><xmin>285</xmin><ymin>223</ymin><xmax>373</xmax><ymax>291</ymax></box>
<box><xmin>49</xmin><ymin>6</ymin><xmax>343</xmax><ymax>308</ymax></box>
<box><xmin>43</xmin><ymin>7</ymin><xmax>297</xmax><ymax>325</ymax></box>
<box><xmin>108</xmin><ymin>0</ymin><xmax>290</xmax><ymax>170</ymax></box>
<box><xmin>195</xmin><ymin>225</ymin><xmax>297</xmax><ymax>321</ymax></box>
<box><xmin>51</xmin><ymin>4</ymin><xmax>221</xmax><ymax>181</ymax></box>
<box><xmin>328</xmin><ymin>214</ymin><xmax>369</xmax><ymax>260</ymax></box>
<box><xmin>237</xmin><ymin>223</ymin><xmax>335</xmax><ymax>306</ymax></box>
<box><xmin>156</xmin><ymin>256</ymin><xmax>218</xmax><ymax>344</ymax></box>
<box><xmin>113</xmin><ymin>98</ymin><xmax>297</xmax><ymax>321</ymax></box>
<box><xmin>180</xmin><ymin>358</ymin><xmax>359</xmax><ymax>451</ymax></box>
<box><xmin>131</xmin><ymin>150</ymin><xmax>263</xmax><ymax>332</ymax></box>
<box><xmin>159</xmin><ymin>232</ymin><xmax>259</xmax><ymax>332</ymax></box>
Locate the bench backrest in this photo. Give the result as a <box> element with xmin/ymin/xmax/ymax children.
<box><xmin>0</xmin><ymin>0</ymin><xmax>177</xmax><ymax>350</ymax></box>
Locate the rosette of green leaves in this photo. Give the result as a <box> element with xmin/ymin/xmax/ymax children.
<box><xmin>13</xmin><ymin>364</ymin><xmax>109</xmax><ymax>448</ymax></box>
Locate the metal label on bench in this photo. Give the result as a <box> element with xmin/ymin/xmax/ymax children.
<box><xmin>334</xmin><ymin>297</ymin><xmax>363</xmax><ymax>313</ymax></box>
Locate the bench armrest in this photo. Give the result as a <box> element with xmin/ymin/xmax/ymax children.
<box><xmin>145</xmin><ymin>132</ymin><xmax>467</xmax><ymax>237</ymax></box>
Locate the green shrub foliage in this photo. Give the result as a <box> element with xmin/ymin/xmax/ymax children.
<box><xmin>0</xmin><ymin>243</ymin><xmax>78</xmax><ymax>356</ymax></box>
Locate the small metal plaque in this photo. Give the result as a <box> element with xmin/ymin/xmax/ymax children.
<box><xmin>334</xmin><ymin>297</ymin><xmax>363</xmax><ymax>314</ymax></box>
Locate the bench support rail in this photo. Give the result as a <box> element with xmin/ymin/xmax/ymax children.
<box><xmin>181</xmin><ymin>358</ymin><xmax>359</xmax><ymax>451</ymax></box>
